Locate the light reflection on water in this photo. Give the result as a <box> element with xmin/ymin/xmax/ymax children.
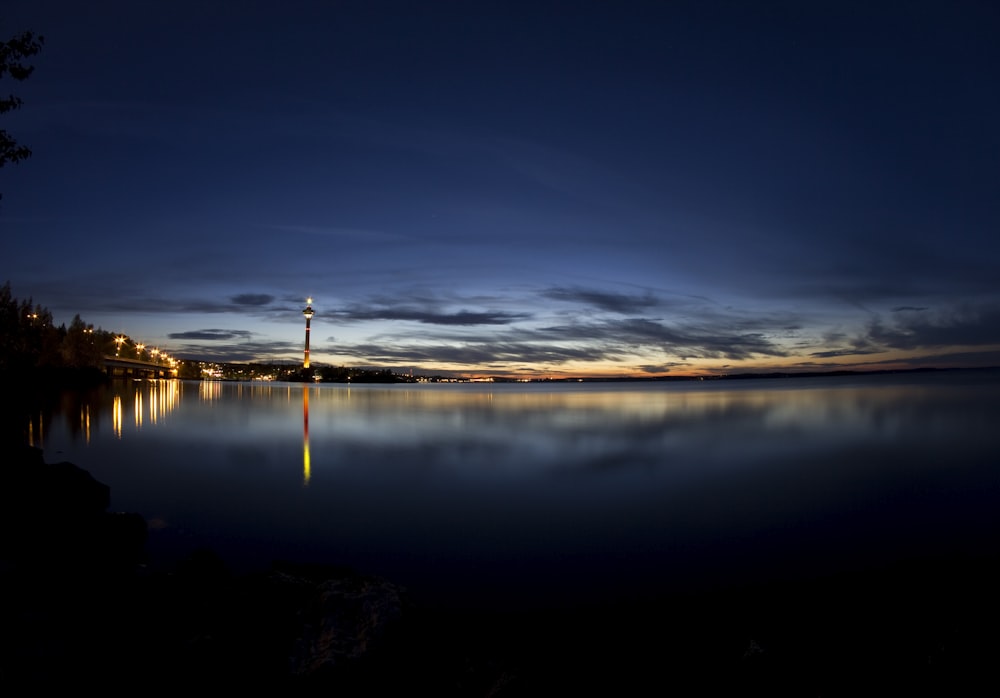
<box><xmin>35</xmin><ymin>370</ymin><xmax>1000</xmax><ymax>610</ymax></box>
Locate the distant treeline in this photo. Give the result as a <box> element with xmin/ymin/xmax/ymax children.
<box><xmin>536</xmin><ymin>367</ymin><xmax>954</xmax><ymax>382</ymax></box>
<box><xmin>299</xmin><ymin>366</ymin><xmax>413</xmax><ymax>383</ymax></box>
<box><xmin>200</xmin><ymin>363</ymin><xmax>420</xmax><ymax>383</ymax></box>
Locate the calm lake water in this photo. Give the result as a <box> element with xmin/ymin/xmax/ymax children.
<box><xmin>31</xmin><ymin>370</ymin><xmax>1000</xmax><ymax>611</ymax></box>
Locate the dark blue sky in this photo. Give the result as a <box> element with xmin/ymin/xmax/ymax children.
<box><xmin>3</xmin><ymin>1</ymin><xmax>998</xmax><ymax>376</ymax></box>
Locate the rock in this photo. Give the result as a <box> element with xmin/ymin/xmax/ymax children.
<box><xmin>288</xmin><ymin>572</ymin><xmax>407</xmax><ymax>677</ymax></box>
<box><xmin>3</xmin><ymin>445</ymin><xmax>108</xmax><ymax>514</ymax></box>
<box><xmin>0</xmin><ymin>445</ymin><xmax>146</xmax><ymax>567</ymax></box>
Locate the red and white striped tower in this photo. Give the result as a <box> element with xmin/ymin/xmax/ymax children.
<box><xmin>302</xmin><ymin>298</ymin><xmax>314</xmax><ymax>369</ymax></box>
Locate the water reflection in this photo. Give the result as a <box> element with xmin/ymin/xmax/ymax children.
<box><xmin>148</xmin><ymin>379</ymin><xmax>180</xmax><ymax>426</ymax></box>
<box><xmin>303</xmin><ymin>386</ymin><xmax>311</xmax><ymax>487</ymax></box>
<box><xmin>81</xmin><ymin>404</ymin><xmax>90</xmax><ymax>444</ymax></box>
<box><xmin>200</xmin><ymin>380</ymin><xmax>222</xmax><ymax>402</ymax></box>
<box><xmin>113</xmin><ymin>395</ymin><xmax>122</xmax><ymax>439</ymax></box>
<box><xmin>32</xmin><ymin>371</ymin><xmax>1000</xmax><ymax>610</ymax></box>
<box><xmin>29</xmin><ymin>379</ymin><xmax>184</xmax><ymax>446</ymax></box>
<box><xmin>26</xmin><ymin>411</ymin><xmax>41</xmax><ymax>448</ymax></box>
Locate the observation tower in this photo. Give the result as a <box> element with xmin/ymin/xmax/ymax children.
<box><xmin>302</xmin><ymin>298</ymin><xmax>314</xmax><ymax>369</ymax></box>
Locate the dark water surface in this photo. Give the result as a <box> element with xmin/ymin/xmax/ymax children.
<box><xmin>33</xmin><ymin>370</ymin><xmax>1000</xmax><ymax>612</ymax></box>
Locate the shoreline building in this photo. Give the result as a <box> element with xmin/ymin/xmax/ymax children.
<box><xmin>302</xmin><ymin>298</ymin><xmax>314</xmax><ymax>369</ymax></box>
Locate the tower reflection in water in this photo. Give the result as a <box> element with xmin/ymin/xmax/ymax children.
<box><xmin>303</xmin><ymin>386</ymin><xmax>311</xmax><ymax>487</ymax></box>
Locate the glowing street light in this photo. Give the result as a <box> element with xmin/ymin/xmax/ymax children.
<box><xmin>114</xmin><ymin>336</ymin><xmax>126</xmax><ymax>356</ymax></box>
<box><xmin>135</xmin><ymin>343</ymin><xmax>145</xmax><ymax>357</ymax></box>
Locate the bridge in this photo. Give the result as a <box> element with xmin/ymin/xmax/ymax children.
<box><xmin>103</xmin><ymin>355</ymin><xmax>177</xmax><ymax>379</ymax></box>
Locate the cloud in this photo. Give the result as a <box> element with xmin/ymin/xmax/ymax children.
<box><xmin>808</xmin><ymin>348</ymin><xmax>882</xmax><ymax>358</ymax></box>
<box><xmin>636</xmin><ymin>363</ymin><xmax>687</xmax><ymax>374</ymax></box>
<box><xmin>872</xmin><ymin>349</ymin><xmax>1000</xmax><ymax>368</ymax></box>
<box><xmin>231</xmin><ymin>294</ymin><xmax>274</xmax><ymax>306</ymax></box>
<box><xmin>42</xmin><ymin>289</ymin><xmax>303</xmax><ymax>320</ymax></box>
<box><xmin>336</xmin><ymin>341</ymin><xmax>611</xmax><ymax>367</ymax></box>
<box><xmin>542</xmin><ymin>286</ymin><xmax>662</xmax><ymax>314</ymax></box>
<box><xmin>802</xmin><ymin>303</ymin><xmax>1000</xmax><ymax>360</ymax></box>
<box><xmin>168</xmin><ymin>329</ymin><xmax>253</xmax><ymax>341</ymax></box>
<box><xmin>171</xmin><ymin>338</ymin><xmax>302</xmax><ymax>363</ymax></box>
<box><xmin>534</xmin><ymin>318</ymin><xmax>788</xmax><ymax>361</ymax></box>
<box><xmin>867</xmin><ymin>304</ymin><xmax>1000</xmax><ymax>350</ymax></box>
<box><xmin>806</xmin><ymin>329</ymin><xmax>882</xmax><ymax>358</ymax></box>
<box><xmin>334</xmin><ymin>305</ymin><xmax>530</xmax><ymax>326</ymax></box>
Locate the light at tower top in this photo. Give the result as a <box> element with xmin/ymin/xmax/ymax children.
<box><xmin>303</xmin><ymin>297</ymin><xmax>314</xmax><ymax>319</ymax></box>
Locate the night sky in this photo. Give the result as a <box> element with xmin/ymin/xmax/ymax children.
<box><xmin>3</xmin><ymin>1</ymin><xmax>998</xmax><ymax>377</ymax></box>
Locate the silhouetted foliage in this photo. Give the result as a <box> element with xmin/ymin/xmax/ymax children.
<box><xmin>1</xmin><ymin>29</ymin><xmax>43</xmax><ymax>197</ymax></box>
<box><xmin>315</xmin><ymin>366</ymin><xmax>412</xmax><ymax>383</ymax></box>
<box><xmin>318</xmin><ymin>365</ymin><xmax>353</xmax><ymax>382</ymax></box>
<box><xmin>285</xmin><ymin>367</ymin><xmax>315</xmax><ymax>382</ymax></box>
<box><xmin>61</xmin><ymin>314</ymin><xmax>104</xmax><ymax>368</ymax></box>
<box><xmin>176</xmin><ymin>361</ymin><xmax>201</xmax><ymax>380</ymax></box>
<box><xmin>0</xmin><ymin>281</ymin><xmax>58</xmax><ymax>374</ymax></box>
<box><xmin>0</xmin><ymin>282</ymin><xmax>113</xmax><ymax>381</ymax></box>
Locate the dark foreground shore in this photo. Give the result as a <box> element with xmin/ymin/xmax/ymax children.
<box><xmin>3</xmin><ymin>444</ymin><xmax>1000</xmax><ymax>695</ymax></box>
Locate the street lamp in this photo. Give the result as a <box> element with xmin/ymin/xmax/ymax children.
<box><xmin>114</xmin><ymin>336</ymin><xmax>126</xmax><ymax>355</ymax></box>
<box><xmin>136</xmin><ymin>343</ymin><xmax>145</xmax><ymax>357</ymax></box>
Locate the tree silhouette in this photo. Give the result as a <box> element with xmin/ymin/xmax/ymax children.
<box><xmin>0</xmin><ymin>280</ymin><xmax>58</xmax><ymax>374</ymax></box>
<box><xmin>1</xmin><ymin>29</ymin><xmax>44</xmax><ymax>193</ymax></box>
